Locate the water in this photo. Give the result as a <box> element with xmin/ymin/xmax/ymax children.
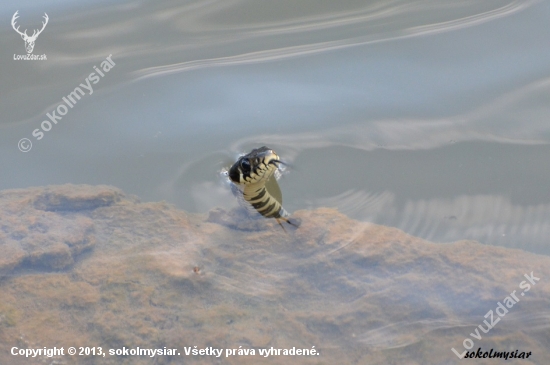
<box><xmin>1</xmin><ymin>0</ymin><xmax>550</xmax><ymax>363</ymax></box>
<box><xmin>2</xmin><ymin>0</ymin><xmax>550</xmax><ymax>254</ymax></box>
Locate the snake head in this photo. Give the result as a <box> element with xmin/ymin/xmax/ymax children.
<box><xmin>229</xmin><ymin>146</ymin><xmax>280</xmax><ymax>185</ymax></box>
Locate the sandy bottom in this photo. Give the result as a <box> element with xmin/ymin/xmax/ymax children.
<box><xmin>0</xmin><ymin>184</ymin><xmax>548</xmax><ymax>365</ymax></box>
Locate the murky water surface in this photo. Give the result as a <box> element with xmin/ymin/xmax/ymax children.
<box><xmin>3</xmin><ymin>0</ymin><xmax>550</xmax><ymax>254</ymax></box>
<box><xmin>1</xmin><ymin>0</ymin><xmax>550</xmax><ymax>363</ymax></box>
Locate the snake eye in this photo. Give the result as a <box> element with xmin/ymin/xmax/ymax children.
<box><xmin>240</xmin><ymin>158</ymin><xmax>251</xmax><ymax>172</ymax></box>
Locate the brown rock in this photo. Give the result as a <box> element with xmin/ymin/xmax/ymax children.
<box><xmin>0</xmin><ymin>184</ymin><xmax>548</xmax><ymax>365</ymax></box>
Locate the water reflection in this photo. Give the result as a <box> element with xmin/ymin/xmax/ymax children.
<box><xmin>290</xmin><ymin>142</ymin><xmax>550</xmax><ymax>253</ymax></box>
<box><xmin>1</xmin><ymin>0</ymin><xmax>550</xmax><ymax>257</ymax></box>
<box><xmin>133</xmin><ymin>0</ymin><xmax>540</xmax><ymax>81</ymax></box>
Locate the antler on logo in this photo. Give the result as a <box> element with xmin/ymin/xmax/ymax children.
<box><xmin>11</xmin><ymin>11</ymin><xmax>48</xmax><ymax>54</ymax></box>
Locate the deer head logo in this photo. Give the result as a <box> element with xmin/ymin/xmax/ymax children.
<box><xmin>11</xmin><ymin>11</ymin><xmax>48</xmax><ymax>54</ymax></box>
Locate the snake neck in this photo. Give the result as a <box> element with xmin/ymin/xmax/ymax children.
<box><xmin>242</xmin><ymin>184</ymin><xmax>289</xmax><ymax>218</ymax></box>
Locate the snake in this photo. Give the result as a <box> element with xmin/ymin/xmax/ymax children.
<box><xmin>228</xmin><ymin>146</ymin><xmax>300</xmax><ymax>230</ymax></box>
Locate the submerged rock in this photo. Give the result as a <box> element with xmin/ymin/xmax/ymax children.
<box><xmin>32</xmin><ymin>184</ymin><xmax>123</xmax><ymax>211</ymax></box>
<box><xmin>0</xmin><ymin>184</ymin><xmax>548</xmax><ymax>365</ymax></box>
<box><xmin>0</xmin><ymin>185</ymin><xmax>101</xmax><ymax>274</ymax></box>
